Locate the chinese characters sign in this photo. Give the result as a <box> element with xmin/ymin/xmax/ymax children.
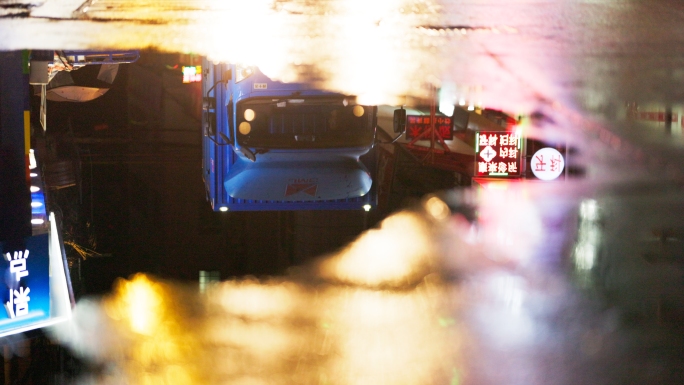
<box><xmin>406</xmin><ymin>115</ymin><xmax>453</xmax><ymax>140</ymax></box>
<box><xmin>0</xmin><ymin>234</ymin><xmax>50</xmax><ymax>330</ymax></box>
<box><xmin>475</xmin><ymin>132</ymin><xmax>521</xmax><ymax>177</ymax></box>
<box><xmin>531</xmin><ymin>147</ymin><xmax>564</xmax><ymax>181</ymax></box>
<box><xmin>5</xmin><ymin>250</ymin><xmax>31</xmax><ymax>318</ymax></box>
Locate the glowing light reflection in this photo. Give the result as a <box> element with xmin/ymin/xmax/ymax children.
<box><xmin>328</xmin><ymin>286</ymin><xmax>455</xmax><ymax>385</ymax></box>
<box><xmin>320</xmin><ymin>212</ymin><xmax>435</xmax><ymax>287</ymax></box>
<box><xmin>50</xmin><ymin>203</ymin><xmax>474</xmax><ymax>385</ymax></box>
<box><xmin>47</xmin><ymin>180</ymin><xmax>595</xmax><ymax>385</ymax></box>
<box><xmin>114</xmin><ymin>274</ymin><xmax>162</xmax><ymax>335</ymax></box>
<box><xmin>213</xmin><ymin>280</ymin><xmax>297</xmax><ymax>319</ymax></box>
<box><xmin>574</xmin><ymin>199</ymin><xmax>602</xmax><ymax>274</ymax></box>
<box><xmin>476</xmin><ymin>183</ymin><xmax>542</xmax><ymax>265</ymax></box>
<box><xmin>200</xmin><ymin>0</ymin><xmax>438</xmax><ymax>105</ymax></box>
<box><xmin>425</xmin><ymin>196</ymin><xmax>450</xmax><ymax>221</ymax></box>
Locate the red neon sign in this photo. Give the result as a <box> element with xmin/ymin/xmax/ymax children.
<box><xmin>405</xmin><ymin>115</ymin><xmax>453</xmax><ymax>140</ymax></box>
<box><xmin>475</xmin><ymin>131</ymin><xmax>521</xmax><ymax>177</ymax></box>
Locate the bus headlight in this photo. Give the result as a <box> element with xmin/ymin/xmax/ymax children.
<box><xmin>244</xmin><ymin>108</ymin><xmax>256</xmax><ymax>122</ymax></box>
<box><xmin>353</xmin><ymin>105</ymin><xmax>365</xmax><ymax>117</ymax></box>
<box><xmin>239</xmin><ymin>122</ymin><xmax>252</xmax><ymax>135</ymax></box>
<box><xmin>236</xmin><ymin>64</ymin><xmax>255</xmax><ymax>83</ymax></box>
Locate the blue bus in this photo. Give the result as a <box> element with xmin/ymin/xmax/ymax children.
<box><xmin>201</xmin><ymin>61</ymin><xmax>378</xmax><ymax>211</ymax></box>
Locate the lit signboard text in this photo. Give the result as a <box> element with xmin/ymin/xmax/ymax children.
<box><xmin>530</xmin><ymin>147</ymin><xmax>564</xmax><ymax>181</ymax></box>
<box><xmin>406</xmin><ymin>116</ymin><xmax>453</xmax><ymax>140</ymax></box>
<box><xmin>475</xmin><ymin>132</ymin><xmax>521</xmax><ymax>177</ymax></box>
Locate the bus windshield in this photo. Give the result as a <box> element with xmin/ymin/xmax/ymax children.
<box><xmin>235</xmin><ymin>97</ymin><xmax>375</xmax><ymax>149</ymax></box>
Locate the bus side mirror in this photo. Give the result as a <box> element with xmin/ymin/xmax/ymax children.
<box><xmin>219</xmin><ymin>131</ymin><xmax>233</xmax><ymax>145</ymax></box>
<box><xmin>203</xmin><ymin>111</ymin><xmax>216</xmax><ymax>136</ymax></box>
<box><xmin>393</xmin><ymin>108</ymin><xmax>406</xmax><ymax>133</ymax></box>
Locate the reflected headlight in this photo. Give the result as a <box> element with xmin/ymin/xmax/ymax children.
<box><xmin>239</xmin><ymin>122</ymin><xmax>252</xmax><ymax>135</ymax></box>
<box><xmin>236</xmin><ymin>64</ymin><xmax>255</xmax><ymax>83</ymax></box>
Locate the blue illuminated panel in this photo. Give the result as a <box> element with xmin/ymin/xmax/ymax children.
<box><xmin>0</xmin><ymin>234</ymin><xmax>51</xmax><ymax>332</ymax></box>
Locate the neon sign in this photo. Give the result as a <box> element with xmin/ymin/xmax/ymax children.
<box><xmin>406</xmin><ymin>115</ymin><xmax>453</xmax><ymax>140</ymax></box>
<box><xmin>1</xmin><ymin>235</ymin><xmax>50</xmax><ymax>327</ymax></box>
<box><xmin>182</xmin><ymin>65</ymin><xmax>202</xmax><ymax>83</ymax></box>
<box><xmin>475</xmin><ymin>131</ymin><xmax>521</xmax><ymax>177</ymax></box>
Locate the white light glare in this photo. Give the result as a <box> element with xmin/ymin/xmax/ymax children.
<box><xmin>30</xmin><ymin>173</ymin><xmax>38</xmax><ymax>177</ymax></box>
<box><xmin>29</xmin><ymin>149</ymin><xmax>37</xmax><ymax>170</ymax></box>
<box><xmin>362</xmin><ymin>204</ymin><xmax>372</xmax><ymax>212</ymax></box>
<box><xmin>31</xmin><ymin>218</ymin><xmax>44</xmax><ymax>225</ymax></box>
<box><xmin>574</xmin><ymin>199</ymin><xmax>602</xmax><ymax>272</ymax></box>
<box><xmin>219</xmin><ymin>207</ymin><xmax>229</xmax><ymax>212</ymax></box>
<box><xmin>438</xmin><ymin>85</ymin><xmax>456</xmax><ymax>117</ymax></box>
<box><xmin>579</xmin><ymin>199</ymin><xmax>599</xmax><ymax>221</ymax></box>
<box><xmin>30</xmin><ymin>186</ymin><xmax>40</xmax><ymax>192</ymax></box>
<box><xmin>31</xmin><ymin>201</ymin><xmax>43</xmax><ymax>208</ymax></box>
<box><xmin>235</xmin><ymin>64</ymin><xmax>254</xmax><ymax>83</ymax></box>
<box><xmin>439</xmin><ymin>101</ymin><xmax>455</xmax><ymax>117</ymax></box>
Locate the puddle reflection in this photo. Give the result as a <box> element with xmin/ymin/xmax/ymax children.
<box><xmin>51</xmin><ymin>206</ymin><xmax>463</xmax><ymax>384</ymax></box>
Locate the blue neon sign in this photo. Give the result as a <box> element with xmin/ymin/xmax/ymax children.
<box><xmin>0</xmin><ymin>234</ymin><xmax>50</xmax><ymax>332</ymax></box>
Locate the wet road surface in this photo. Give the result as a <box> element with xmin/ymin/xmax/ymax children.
<box><xmin>2</xmin><ymin>1</ymin><xmax>684</xmax><ymax>384</ymax></box>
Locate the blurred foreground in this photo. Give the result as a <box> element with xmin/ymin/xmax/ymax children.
<box><xmin>48</xmin><ymin>181</ymin><xmax>684</xmax><ymax>385</ymax></box>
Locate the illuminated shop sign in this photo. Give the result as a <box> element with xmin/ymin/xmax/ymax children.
<box><xmin>0</xmin><ymin>143</ymin><xmax>72</xmax><ymax>337</ymax></box>
<box><xmin>406</xmin><ymin>115</ymin><xmax>453</xmax><ymax>140</ymax></box>
<box><xmin>530</xmin><ymin>147</ymin><xmax>564</xmax><ymax>181</ymax></box>
<box><xmin>1</xmin><ymin>234</ymin><xmax>51</xmax><ymax>329</ymax></box>
<box><xmin>475</xmin><ymin>131</ymin><xmax>521</xmax><ymax>177</ymax></box>
<box><xmin>182</xmin><ymin>65</ymin><xmax>202</xmax><ymax>83</ymax></box>
<box><xmin>0</xmin><ymin>214</ymin><xmax>73</xmax><ymax>338</ymax></box>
